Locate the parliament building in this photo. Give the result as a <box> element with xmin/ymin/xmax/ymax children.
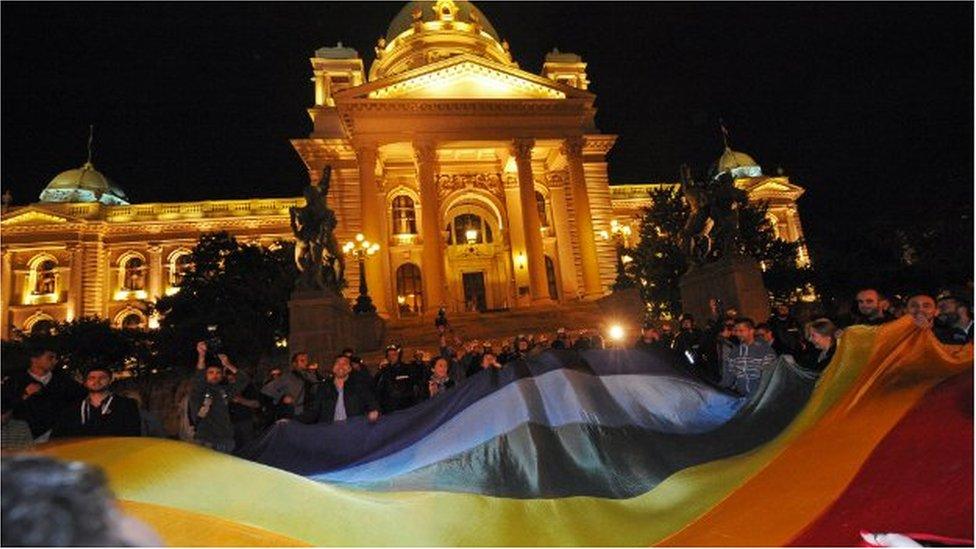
<box><xmin>0</xmin><ymin>0</ymin><xmax>808</xmax><ymax>338</ymax></box>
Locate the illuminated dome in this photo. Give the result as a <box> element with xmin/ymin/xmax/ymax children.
<box><xmin>39</xmin><ymin>162</ymin><xmax>129</xmax><ymax>205</ymax></box>
<box><xmin>385</xmin><ymin>1</ymin><xmax>500</xmax><ymax>42</ymax></box>
<box><xmin>370</xmin><ymin>0</ymin><xmax>515</xmax><ymax>80</ymax></box>
<box><xmin>714</xmin><ymin>147</ymin><xmax>762</xmax><ymax>178</ymax></box>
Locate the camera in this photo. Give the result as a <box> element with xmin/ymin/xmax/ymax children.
<box><xmin>205</xmin><ymin>325</ymin><xmax>225</xmax><ymax>355</ymax></box>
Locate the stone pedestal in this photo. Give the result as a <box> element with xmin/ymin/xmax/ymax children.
<box><xmin>679</xmin><ymin>255</ymin><xmax>771</xmax><ymax>324</ymax></box>
<box><xmin>288</xmin><ymin>290</ymin><xmax>386</xmax><ymax>370</ymax></box>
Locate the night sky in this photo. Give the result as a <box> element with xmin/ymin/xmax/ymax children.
<box><xmin>2</xmin><ymin>2</ymin><xmax>972</xmax><ymax>250</ymax></box>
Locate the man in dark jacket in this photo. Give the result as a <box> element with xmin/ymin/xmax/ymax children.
<box><xmin>52</xmin><ymin>366</ymin><xmax>141</xmax><ymax>438</ymax></box>
<box><xmin>935</xmin><ymin>295</ymin><xmax>974</xmax><ymax>344</ymax></box>
<box><xmin>225</xmin><ymin>369</ymin><xmax>262</xmax><ymax>453</ymax></box>
<box><xmin>848</xmin><ymin>288</ymin><xmax>896</xmax><ymax>326</ymax></box>
<box><xmin>189</xmin><ymin>342</ymin><xmax>250</xmax><ymax>453</ymax></box>
<box><xmin>301</xmin><ymin>355</ymin><xmax>380</xmax><ymax>424</ymax></box>
<box><xmin>374</xmin><ymin>344</ymin><xmax>423</xmax><ymax>413</ymax></box>
<box><xmin>9</xmin><ymin>345</ymin><xmax>86</xmax><ymax>441</ymax></box>
<box><xmin>672</xmin><ymin>314</ymin><xmax>705</xmax><ymax>367</ymax></box>
<box><xmin>700</xmin><ymin>319</ymin><xmax>735</xmax><ymax>383</ymax></box>
<box><xmin>633</xmin><ymin>323</ymin><xmax>666</xmax><ymax>352</ymax></box>
<box><xmin>347</xmin><ymin>355</ymin><xmax>375</xmax><ymax>396</ymax></box>
<box><xmin>766</xmin><ymin>304</ymin><xmax>804</xmax><ymax>356</ymax></box>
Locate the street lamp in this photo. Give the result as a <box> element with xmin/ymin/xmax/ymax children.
<box><xmin>343</xmin><ymin>233</ymin><xmax>380</xmax><ymax>314</ymax></box>
<box><xmin>601</xmin><ymin>219</ymin><xmax>635</xmax><ymax>290</ymax></box>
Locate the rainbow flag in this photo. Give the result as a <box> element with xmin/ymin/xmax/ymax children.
<box><xmin>37</xmin><ymin>317</ymin><xmax>972</xmax><ymax>546</ymax></box>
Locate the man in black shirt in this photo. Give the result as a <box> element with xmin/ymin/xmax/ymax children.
<box><xmin>374</xmin><ymin>344</ymin><xmax>423</xmax><ymax>413</ymax></box>
<box><xmin>633</xmin><ymin>323</ymin><xmax>665</xmax><ymax>352</ymax></box>
<box><xmin>347</xmin><ymin>355</ymin><xmax>374</xmax><ymax>395</ymax></box>
<box><xmin>935</xmin><ymin>296</ymin><xmax>974</xmax><ymax>344</ymax></box>
<box><xmin>52</xmin><ymin>366</ymin><xmax>141</xmax><ymax>439</ymax></box>
<box><xmin>672</xmin><ymin>314</ymin><xmax>705</xmax><ymax>367</ymax></box>
<box><xmin>9</xmin><ymin>345</ymin><xmax>86</xmax><ymax>441</ymax></box>
<box><xmin>849</xmin><ymin>288</ymin><xmax>896</xmax><ymax>326</ymax></box>
<box><xmin>766</xmin><ymin>303</ymin><xmax>804</xmax><ymax>356</ymax></box>
<box><xmin>226</xmin><ymin>369</ymin><xmax>262</xmax><ymax>453</ymax></box>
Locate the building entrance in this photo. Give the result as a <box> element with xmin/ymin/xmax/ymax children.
<box><xmin>462</xmin><ymin>272</ymin><xmax>487</xmax><ymax>312</ymax></box>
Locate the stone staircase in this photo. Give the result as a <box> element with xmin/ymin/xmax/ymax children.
<box><xmin>373</xmin><ymin>289</ymin><xmax>647</xmax><ymax>356</ymax></box>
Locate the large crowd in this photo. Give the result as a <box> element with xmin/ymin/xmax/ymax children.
<box><xmin>1</xmin><ymin>289</ymin><xmax>971</xmax><ymax>455</ymax></box>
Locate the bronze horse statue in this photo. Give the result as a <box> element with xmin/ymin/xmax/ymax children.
<box><xmin>679</xmin><ymin>164</ymin><xmax>748</xmax><ymax>264</ymax></box>
<box><xmin>290</xmin><ymin>166</ymin><xmax>345</xmax><ymax>291</ymax></box>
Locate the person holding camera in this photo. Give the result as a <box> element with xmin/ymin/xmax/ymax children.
<box><xmin>189</xmin><ymin>341</ymin><xmax>250</xmax><ymax>453</ymax></box>
<box><xmin>299</xmin><ymin>355</ymin><xmax>380</xmax><ymax>424</ymax></box>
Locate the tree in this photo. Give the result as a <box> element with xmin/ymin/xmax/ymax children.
<box><xmin>737</xmin><ymin>198</ymin><xmax>815</xmax><ymax>301</ymax></box>
<box><xmin>153</xmin><ymin>232</ymin><xmax>297</xmax><ymax>370</ymax></box>
<box><xmin>628</xmin><ymin>187</ymin><xmax>689</xmax><ymax>317</ymax></box>
<box><xmin>628</xmin><ymin>186</ymin><xmax>815</xmax><ymax>317</ymax></box>
<box><xmin>5</xmin><ymin>317</ymin><xmax>147</xmax><ymax>377</ymax></box>
<box><xmin>808</xmin><ymin>193</ymin><xmax>974</xmax><ymax>307</ymax></box>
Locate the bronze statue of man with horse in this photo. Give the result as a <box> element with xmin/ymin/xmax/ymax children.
<box><xmin>290</xmin><ymin>166</ymin><xmax>345</xmax><ymax>292</ymax></box>
<box><xmin>679</xmin><ymin>163</ymin><xmax>748</xmax><ymax>265</ymax></box>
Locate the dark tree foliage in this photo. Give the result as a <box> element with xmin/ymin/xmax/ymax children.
<box><xmin>737</xmin><ymin>198</ymin><xmax>816</xmax><ymax>301</ymax></box>
<box><xmin>628</xmin><ymin>186</ymin><xmax>814</xmax><ymax>316</ymax></box>
<box><xmin>809</xmin><ymin>193</ymin><xmax>974</xmax><ymax>308</ymax></box>
<box><xmin>5</xmin><ymin>317</ymin><xmax>148</xmax><ymax>377</ymax></box>
<box><xmin>628</xmin><ymin>187</ymin><xmax>689</xmax><ymax>316</ymax></box>
<box><xmin>153</xmin><ymin>232</ymin><xmax>297</xmax><ymax>370</ymax></box>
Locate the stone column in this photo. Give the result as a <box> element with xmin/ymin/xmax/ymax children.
<box><xmin>67</xmin><ymin>243</ymin><xmax>84</xmax><ymax>321</ymax></box>
<box><xmin>148</xmin><ymin>243</ymin><xmax>163</xmax><ymax>301</ymax></box>
<box><xmin>547</xmin><ymin>174</ymin><xmax>579</xmax><ymax>299</ymax></box>
<box><xmin>356</xmin><ymin>144</ymin><xmax>388</xmax><ymax>315</ymax></box>
<box><xmin>503</xmin><ymin>175</ymin><xmax>529</xmax><ymax>304</ymax></box>
<box><xmin>314</xmin><ymin>71</ymin><xmax>330</xmax><ymax>106</ymax></box>
<box><xmin>563</xmin><ymin>137</ymin><xmax>603</xmax><ymax>297</ymax></box>
<box><xmin>376</xmin><ymin>181</ymin><xmax>394</xmax><ymax>318</ymax></box>
<box><xmin>511</xmin><ymin>139</ymin><xmax>551</xmax><ymax>302</ymax></box>
<box><xmin>413</xmin><ymin>142</ymin><xmax>447</xmax><ymax>312</ymax></box>
<box><xmin>82</xmin><ymin>239</ymin><xmax>106</xmax><ymax>318</ymax></box>
<box><xmin>1</xmin><ymin>247</ymin><xmax>11</xmax><ymax>338</ymax></box>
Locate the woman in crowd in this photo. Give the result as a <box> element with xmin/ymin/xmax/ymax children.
<box><xmin>425</xmin><ymin>357</ymin><xmax>456</xmax><ymax>399</ymax></box>
<box><xmin>801</xmin><ymin>318</ymin><xmax>838</xmax><ymax>372</ymax></box>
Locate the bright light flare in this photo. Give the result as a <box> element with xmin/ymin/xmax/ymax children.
<box><xmin>608</xmin><ymin>324</ymin><xmax>625</xmax><ymax>342</ymax></box>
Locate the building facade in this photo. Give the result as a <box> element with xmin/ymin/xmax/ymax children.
<box><xmin>0</xmin><ymin>0</ymin><xmax>808</xmax><ymax>338</ymax></box>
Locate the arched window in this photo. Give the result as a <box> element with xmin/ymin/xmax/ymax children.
<box><xmin>121</xmin><ymin>313</ymin><xmax>144</xmax><ymax>330</ymax></box>
<box><xmin>30</xmin><ymin>318</ymin><xmax>56</xmax><ymax>336</ymax></box>
<box><xmin>122</xmin><ymin>256</ymin><xmax>146</xmax><ymax>291</ymax></box>
<box><xmin>544</xmin><ymin>256</ymin><xmax>559</xmax><ymax>300</ymax></box>
<box><xmin>171</xmin><ymin>253</ymin><xmax>193</xmax><ymax>286</ymax></box>
<box><xmin>396</xmin><ymin>263</ymin><xmax>423</xmax><ymax>316</ymax></box>
<box><xmin>449</xmin><ymin>214</ymin><xmax>493</xmax><ymax>245</ymax></box>
<box><xmin>34</xmin><ymin>260</ymin><xmax>57</xmax><ymax>295</ymax></box>
<box><xmin>391</xmin><ymin>195</ymin><xmax>417</xmax><ymax>235</ymax></box>
<box><xmin>535</xmin><ymin>191</ymin><xmax>549</xmax><ymax>228</ymax></box>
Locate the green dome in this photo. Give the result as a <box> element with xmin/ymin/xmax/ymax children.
<box><xmin>39</xmin><ymin>162</ymin><xmax>129</xmax><ymax>205</ymax></box>
<box><xmin>714</xmin><ymin>148</ymin><xmax>762</xmax><ymax>178</ymax></box>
